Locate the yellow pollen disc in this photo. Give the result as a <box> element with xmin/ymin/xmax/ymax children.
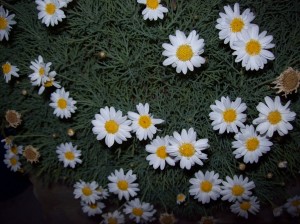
<box><xmin>230</xmin><ymin>17</ymin><xmax>245</xmax><ymax>33</ymax></box>
<box><xmin>45</xmin><ymin>3</ymin><xmax>56</xmax><ymax>15</ymax></box>
<box><xmin>11</xmin><ymin>145</ymin><xmax>18</xmax><ymax>154</ymax></box>
<box><xmin>105</xmin><ymin>120</ymin><xmax>119</xmax><ymax>134</ymax></box>
<box><xmin>82</xmin><ymin>186</ymin><xmax>92</xmax><ymax>196</ymax></box>
<box><xmin>179</xmin><ymin>143</ymin><xmax>195</xmax><ymax>157</ymax></box>
<box><xmin>64</xmin><ymin>151</ymin><xmax>75</xmax><ymax>160</ymax></box>
<box><xmin>246</xmin><ymin>137</ymin><xmax>260</xmax><ymax>151</ymax></box>
<box><xmin>292</xmin><ymin>200</ymin><xmax>300</xmax><ymax>207</ymax></box>
<box><xmin>117</xmin><ymin>180</ymin><xmax>128</xmax><ymax>191</ymax></box>
<box><xmin>108</xmin><ymin>217</ymin><xmax>118</xmax><ymax>224</ymax></box>
<box><xmin>0</xmin><ymin>17</ymin><xmax>8</xmax><ymax>30</ymax></box>
<box><xmin>176</xmin><ymin>44</ymin><xmax>193</xmax><ymax>61</ymax></box>
<box><xmin>245</xmin><ymin>39</ymin><xmax>261</xmax><ymax>56</ymax></box>
<box><xmin>156</xmin><ymin>146</ymin><xmax>167</xmax><ymax>159</ymax></box>
<box><xmin>44</xmin><ymin>80</ymin><xmax>54</xmax><ymax>87</ymax></box>
<box><xmin>223</xmin><ymin>108</ymin><xmax>237</xmax><ymax>123</ymax></box>
<box><xmin>89</xmin><ymin>203</ymin><xmax>98</xmax><ymax>209</ymax></box>
<box><xmin>240</xmin><ymin>201</ymin><xmax>251</xmax><ymax>211</ymax></box>
<box><xmin>132</xmin><ymin>207</ymin><xmax>144</xmax><ymax>217</ymax></box>
<box><xmin>177</xmin><ymin>194</ymin><xmax>185</xmax><ymax>201</ymax></box>
<box><xmin>57</xmin><ymin>98</ymin><xmax>67</xmax><ymax>109</ymax></box>
<box><xmin>39</xmin><ymin>67</ymin><xmax>45</xmax><ymax>76</ymax></box>
<box><xmin>2</xmin><ymin>63</ymin><xmax>11</xmax><ymax>74</ymax></box>
<box><xmin>138</xmin><ymin>115</ymin><xmax>152</xmax><ymax>129</ymax></box>
<box><xmin>268</xmin><ymin>110</ymin><xmax>282</xmax><ymax>125</ymax></box>
<box><xmin>146</xmin><ymin>0</ymin><xmax>159</xmax><ymax>9</ymax></box>
<box><xmin>232</xmin><ymin>185</ymin><xmax>245</xmax><ymax>196</ymax></box>
<box><xmin>200</xmin><ymin>180</ymin><xmax>213</xmax><ymax>192</ymax></box>
<box><xmin>10</xmin><ymin>157</ymin><xmax>17</xmax><ymax>166</ymax></box>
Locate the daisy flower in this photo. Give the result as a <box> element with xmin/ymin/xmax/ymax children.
<box><xmin>2</xmin><ymin>62</ymin><xmax>19</xmax><ymax>83</ymax></box>
<box><xmin>176</xmin><ymin>193</ymin><xmax>186</xmax><ymax>205</ymax></box>
<box><xmin>220</xmin><ymin>175</ymin><xmax>255</xmax><ymax>202</ymax></box>
<box><xmin>56</xmin><ymin>142</ymin><xmax>82</xmax><ymax>168</ymax></box>
<box><xmin>215</xmin><ymin>3</ymin><xmax>255</xmax><ymax>47</ymax></box>
<box><xmin>123</xmin><ymin>198</ymin><xmax>156</xmax><ymax>223</ymax></box>
<box><xmin>23</xmin><ymin>145</ymin><xmax>40</xmax><ymax>164</ymax></box>
<box><xmin>107</xmin><ymin>168</ymin><xmax>139</xmax><ymax>201</ymax></box>
<box><xmin>230</xmin><ymin>196</ymin><xmax>260</xmax><ymax>219</ymax></box>
<box><xmin>146</xmin><ymin>136</ymin><xmax>175</xmax><ymax>170</ymax></box>
<box><xmin>128</xmin><ymin>103</ymin><xmax>164</xmax><ymax>141</ymax></box>
<box><xmin>232</xmin><ymin>125</ymin><xmax>273</xmax><ymax>164</ymax></box>
<box><xmin>29</xmin><ymin>55</ymin><xmax>51</xmax><ymax>86</ymax></box>
<box><xmin>102</xmin><ymin>210</ymin><xmax>125</xmax><ymax>224</ymax></box>
<box><xmin>137</xmin><ymin>0</ymin><xmax>168</xmax><ymax>21</ymax></box>
<box><xmin>73</xmin><ymin>180</ymin><xmax>100</xmax><ymax>204</ymax></box>
<box><xmin>162</xmin><ymin>30</ymin><xmax>205</xmax><ymax>74</ymax></box>
<box><xmin>6</xmin><ymin>144</ymin><xmax>23</xmax><ymax>157</ymax></box>
<box><xmin>0</xmin><ymin>5</ymin><xmax>16</xmax><ymax>41</ymax></box>
<box><xmin>232</xmin><ymin>25</ymin><xmax>275</xmax><ymax>71</ymax></box>
<box><xmin>49</xmin><ymin>87</ymin><xmax>77</xmax><ymax>119</ymax></box>
<box><xmin>253</xmin><ymin>96</ymin><xmax>296</xmax><ymax>137</ymax></box>
<box><xmin>81</xmin><ymin>201</ymin><xmax>105</xmax><ymax>217</ymax></box>
<box><xmin>283</xmin><ymin>195</ymin><xmax>300</xmax><ymax>217</ymax></box>
<box><xmin>96</xmin><ymin>186</ymin><xmax>109</xmax><ymax>200</ymax></box>
<box><xmin>3</xmin><ymin>154</ymin><xmax>21</xmax><ymax>172</ymax></box>
<box><xmin>35</xmin><ymin>0</ymin><xmax>66</xmax><ymax>27</ymax></box>
<box><xmin>92</xmin><ymin>106</ymin><xmax>132</xmax><ymax>148</ymax></box>
<box><xmin>189</xmin><ymin>170</ymin><xmax>222</xmax><ymax>204</ymax></box>
<box><xmin>1</xmin><ymin>136</ymin><xmax>14</xmax><ymax>149</ymax></box>
<box><xmin>38</xmin><ymin>70</ymin><xmax>61</xmax><ymax>95</ymax></box>
<box><xmin>209</xmin><ymin>96</ymin><xmax>247</xmax><ymax>134</ymax></box>
<box><xmin>167</xmin><ymin>128</ymin><xmax>209</xmax><ymax>170</ymax></box>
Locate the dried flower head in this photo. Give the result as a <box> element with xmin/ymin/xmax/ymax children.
<box><xmin>5</xmin><ymin>110</ymin><xmax>22</xmax><ymax>128</ymax></box>
<box><xmin>238</xmin><ymin>163</ymin><xmax>246</xmax><ymax>171</ymax></box>
<box><xmin>67</xmin><ymin>128</ymin><xmax>75</xmax><ymax>136</ymax></box>
<box><xmin>159</xmin><ymin>212</ymin><xmax>177</xmax><ymax>224</ymax></box>
<box><xmin>23</xmin><ymin>145</ymin><xmax>40</xmax><ymax>164</ymax></box>
<box><xmin>272</xmin><ymin>67</ymin><xmax>300</xmax><ymax>97</ymax></box>
<box><xmin>199</xmin><ymin>216</ymin><xmax>215</xmax><ymax>224</ymax></box>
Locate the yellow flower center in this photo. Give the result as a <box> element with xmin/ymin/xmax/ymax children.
<box><xmin>232</xmin><ymin>185</ymin><xmax>245</xmax><ymax>196</ymax></box>
<box><xmin>89</xmin><ymin>203</ymin><xmax>98</xmax><ymax>209</ymax></box>
<box><xmin>200</xmin><ymin>180</ymin><xmax>213</xmax><ymax>192</ymax></box>
<box><xmin>177</xmin><ymin>193</ymin><xmax>185</xmax><ymax>202</ymax></box>
<box><xmin>230</xmin><ymin>17</ymin><xmax>245</xmax><ymax>33</ymax></box>
<box><xmin>245</xmin><ymin>137</ymin><xmax>260</xmax><ymax>151</ymax></box>
<box><xmin>138</xmin><ymin>115</ymin><xmax>152</xmax><ymax>129</ymax></box>
<box><xmin>44</xmin><ymin>80</ymin><xmax>54</xmax><ymax>87</ymax></box>
<box><xmin>105</xmin><ymin>120</ymin><xmax>119</xmax><ymax>134</ymax></box>
<box><xmin>11</xmin><ymin>145</ymin><xmax>18</xmax><ymax>154</ymax></box>
<box><xmin>146</xmin><ymin>0</ymin><xmax>159</xmax><ymax>9</ymax></box>
<box><xmin>10</xmin><ymin>157</ymin><xmax>17</xmax><ymax>166</ymax></box>
<box><xmin>2</xmin><ymin>63</ymin><xmax>11</xmax><ymax>74</ymax></box>
<box><xmin>0</xmin><ymin>17</ymin><xmax>8</xmax><ymax>30</ymax></box>
<box><xmin>117</xmin><ymin>180</ymin><xmax>128</xmax><ymax>191</ymax></box>
<box><xmin>156</xmin><ymin>146</ymin><xmax>167</xmax><ymax>159</ymax></box>
<box><xmin>82</xmin><ymin>186</ymin><xmax>92</xmax><ymax>196</ymax></box>
<box><xmin>240</xmin><ymin>201</ymin><xmax>251</xmax><ymax>211</ymax></box>
<box><xmin>39</xmin><ymin>67</ymin><xmax>45</xmax><ymax>76</ymax></box>
<box><xmin>292</xmin><ymin>200</ymin><xmax>300</xmax><ymax>207</ymax></box>
<box><xmin>64</xmin><ymin>151</ymin><xmax>75</xmax><ymax>160</ymax></box>
<box><xmin>108</xmin><ymin>217</ymin><xmax>118</xmax><ymax>224</ymax></box>
<box><xmin>268</xmin><ymin>110</ymin><xmax>282</xmax><ymax>125</ymax></box>
<box><xmin>57</xmin><ymin>98</ymin><xmax>67</xmax><ymax>109</ymax></box>
<box><xmin>45</xmin><ymin>3</ymin><xmax>56</xmax><ymax>15</ymax></box>
<box><xmin>223</xmin><ymin>108</ymin><xmax>237</xmax><ymax>123</ymax></box>
<box><xmin>132</xmin><ymin>207</ymin><xmax>144</xmax><ymax>217</ymax></box>
<box><xmin>245</xmin><ymin>39</ymin><xmax>261</xmax><ymax>56</ymax></box>
<box><xmin>176</xmin><ymin>44</ymin><xmax>193</xmax><ymax>61</ymax></box>
<box><xmin>179</xmin><ymin>143</ymin><xmax>195</xmax><ymax>157</ymax></box>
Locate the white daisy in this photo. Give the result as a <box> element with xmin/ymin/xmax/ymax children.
<box><xmin>162</xmin><ymin>30</ymin><xmax>205</xmax><ymax>74</ymax></box>
<box><xmin>176</xmin><ymin>193</ymin><xmax>186</xmax><ymax>205</ymax></box>
<box><xmin>73</xmin><ymin>180</ymin><xmax>100</xmax><ymax>204</ymax></box>
<box><xmin>29</xmin><ymin>55</ymin><xmax>51</xmax><ymax>86</ymax></box>
<box><xmin>56</xmin><ymin>142</ymin><xmax>82</xmax><ymax>168</ymax></box>
<box><xmin>123</xmin><ymin>198</ymin><xmax>156</xmax><ymax>223</ymax></box>
<box><xmin>253</xmin><ymin>96</ymin><xmax>296</xmax><ymax>137</ymax></box>
<box><xmin>6</xmin><ymin>144</ymin><xmax>23</xmax><ymax>157</ymax></box>
<box><xmin>220</xmin><ymin>175</ymin><xmax>255</xmax><ymax>202</ymax></box>
<box><xmin>232</xmin><ymin>125</ymin><xmax>273</xmax><ymax>164</ymax></box>
<box><xmin>0</xmin><ymin>6</ymin><xmax>16</xmax><ymax>41</ymax></box>
<box><xmin>189</xmin><ymin>170</ymin><xmax>222</xmax><ymax>204</ymax></box>
<box><xmin>107</xmin><ymin>168</ymin><xmax>139</xmax><ymax>201</ymax></box>
<box><xmin>3</xmin><ymin>154</ymin><xmax>21</xmax><ymax>172</ymax></box>
<box><xmin>35</xmin><ymin>0</ymin><xmax>66</xmax><ymax>27</ymax></box>
<box><xmin>38</xmin><ymin>70</ymin><xmax>61</xmax><ymax>95</ymax></box>
<box><xmin>128</xmin><ymin>103</ymin><xmax>164</xmax><ymax>141</ymax></box>
<box><xmin>2</xmin><ymin>62</ymin><xmax>19</xmax><ymax>83</ymax></box>
<box><xmin>167</xmin><ymin>128</ymin><xmax>209</xmax><ymax>170</ymax></box>
<box><xmin>215</xmin><ymin>3</ymin><xmax>255</xmax><ymax>47</ymax></box>
<box><xmin>1</xmin><ymin>136</ymin><xmax>14</xmax><ymax>149</ymax></box>
<box><xmin>283</xmin><ymin>195</ymin><xmax>300</xmax><ymax>217</ymax></box>
<box><xmin>146</xmin><ymin>136</ymin><xmax>175</xmax><ymax>170</ymax></box>
<box><xmin>137</xmin><ymin>0</ymin><xmax>168</xmax><ymax>21</ymax></box>
<box><xmin>232</xmin><ymin>25</ymin><xmax>275</xmax><ymax>71</ymax></box>
<box><xmin>96</xmin><ymin>186</ymin><xmax>109</xmax><ymax>200</ymax></box>
<box><xmin>230</xmin><ymin>196</ymin><xmax>260</xmax><ymax>219</ymax></box>
<box><xmin>102</xmin><ymin>210</ymin><xmax>125</xmax><ymax>224</ymax></box>
<box><xmin>49</xmin><ymin>87</ymin><xmax>77</xmax><ymax>119</ymax></box>
<box><xmin>92</xmin><ymin>106</ymin><xmax>132</xmax><ymax>148</ymax></box>
<box><xmin>81</xmin><ymin>201</ymin><xmax>105</xmax><ymax>217</ymax></box>
<box><xmin>209</xmin><ymin>96</ymin><xmax>247</xmax><ymax>134</ymax></box>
